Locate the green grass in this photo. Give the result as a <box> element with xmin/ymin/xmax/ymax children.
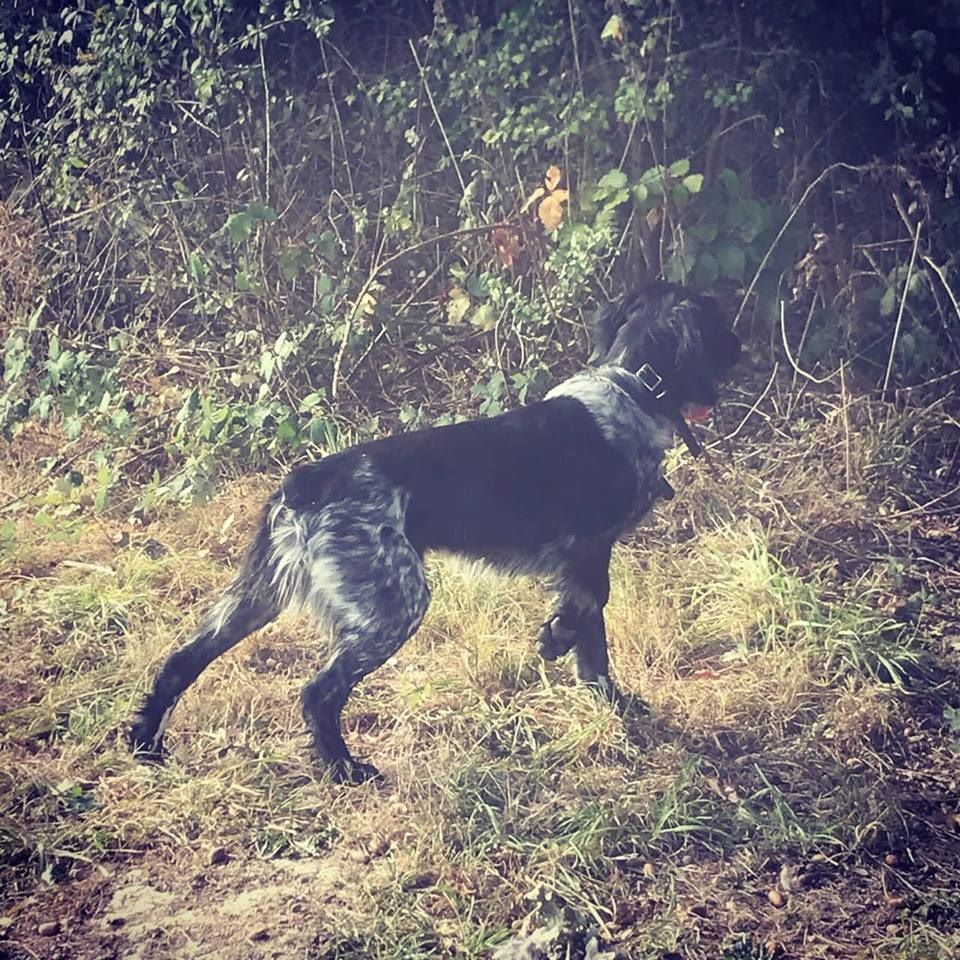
<box><xmin>1</xmin><ymin>395</ymin><xmax>959</xmax><ymax>959</ymax></box>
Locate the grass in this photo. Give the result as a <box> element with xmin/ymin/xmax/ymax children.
<box><xmin>1</xmin><ymin>385</ymin><xmax>959</xmax><ymax>959</ymax></box>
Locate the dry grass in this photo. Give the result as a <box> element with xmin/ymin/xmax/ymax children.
<box><xmin>1</xmin><ymin>381</ymin><xmax>959</xmax><ymax>960</ymax></box>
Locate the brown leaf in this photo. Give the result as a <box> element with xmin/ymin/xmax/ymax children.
<box><xmin>538</xmin><ymin>191</ymin><xmax>568</xmax><ymax>232</ymax></box>
<box><xmin>492</xmin><ymin>227</ymin><xmax>521</xmax><ymax>270</ymax></box>
<box><xmin>544</xmin><ymin>165</ymin><xmax>563</xmax><ymax>191</ymax></box>
<box><xmin>521</xmin><ymin>185</ymin><xmax>546</xmax><ymax>214</ymax></box>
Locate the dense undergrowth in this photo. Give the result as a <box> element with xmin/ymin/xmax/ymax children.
<box><xmin>2</xmin><ymin>0</ymin><xmax>960</xmax><ymax>502</ymax></box>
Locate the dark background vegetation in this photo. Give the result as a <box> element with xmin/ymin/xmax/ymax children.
<box><xmin>1</xmin><ymin>0</ymin><xmax>959</xmax><ymax>497</ymax></box>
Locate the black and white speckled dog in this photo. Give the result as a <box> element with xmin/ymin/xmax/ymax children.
<box><xmin>129</xmin><ymin>282</ymin><xmax>741</xmax><ymax>783</ymax></box>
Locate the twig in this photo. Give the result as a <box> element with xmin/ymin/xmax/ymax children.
<box><xmin>709</xmin><ymin>363</ymin><xmax>779</xmax><ymax>446</ymax></box>
<box><xmin>733</xmin><ymin>162</ymin><xmax>867</xmax><ymax>330</ymax></box>
<box><xmin>882</xmin><ymin>216</ymin><xmax>922</xmax><ymax>398</ymax></box>
<box><xmin>408</xmin><ymin>40</ymin><xmax>467</xmax><ymax>197</ymax></box>
<box><xmin>780</xmin><ymin>299</ymin><xmax>836</xmax><ymax>385</ymax></box>
<box><xmin>330</xmin><ymin>222</ymin><xmax>515</xmax><ymax>398</ymax></box>
<box><xmin>259</xmin><ymin>38</ymin><xmax>272</xmax><ymax>205</ymax></box>
<box><xmin>567</xmin><ymin>0</ymin><xmax>583</xmax><ymax>91</ymax></box>
<box><xmin>840</xmin><ymin>360</ymin><xmax>851</xmax><ymax>492</ymax></box>
<box><xmin>320</xmin><ymin>39</ymin><xmax>355</xmax><ymax>197</ymax></box>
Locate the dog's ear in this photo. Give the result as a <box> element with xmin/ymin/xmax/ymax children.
<box><xmin>590</xmin><ymin>282</ymin><xmax>685</xmax><ymax>365</ymax></box>
<box><xmin>588</xmin><ymin>300</ymin><xmax>629</xmax><ymax>365</ymax></box>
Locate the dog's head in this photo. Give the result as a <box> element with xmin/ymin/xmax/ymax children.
<box><xmin>590</xmin><ymin>281</ymin><xmax>741</xmax><ymax>417</ymax></box>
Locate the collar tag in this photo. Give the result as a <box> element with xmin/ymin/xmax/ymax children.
<box><xmin>635</xmin><ymin>363</ymin><xmax>665</xmax><ymax>398</ymax></box>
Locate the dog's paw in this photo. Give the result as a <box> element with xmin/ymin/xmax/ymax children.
<box><xmin>329</xmin><ymin>757</ymin><xmax>385</xmax><ymax>786</ymax></box>
<box><xmin>127</xmin><ymin>720</ymin><xmax>165</xmax><ymax>763</ymax></box>
<box><xmin>536</xmin><ymin>615</ymin><xmax>577</xmax><ymax>661</ymax></box>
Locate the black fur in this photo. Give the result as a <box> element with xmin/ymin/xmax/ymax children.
<box><xmin>129</xmin><ymin>282</ymin><xmax>741</xmax><ymax>783</ymax></box>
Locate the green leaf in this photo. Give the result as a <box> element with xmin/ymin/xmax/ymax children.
<box><xmin>276</xmin><ymin>417</ymin><xmax>299</xmax><ymax>444</ymax></box>
<box><xmin>471</xmin><ymin>303</ymin><xmax>497</xmax><ymax>330</ymax></box>
<box><xmin>690</xmin><ymin>222</ymin><xmax>719</xmax><ymax>244</ymax></box>
<box><xmin>682</xmin><ymin>173</ymin><xmax>704</xmax><ymax>194</ymax></box>
<box><xmin>247</xmin><ymin>202</ymin><xmax>277</xmax><ymax>223</ymax></box>
<box><xmin>227</xmin><ymin>211</ymin><xmax>252</xmax><ymax>244</ymax></box>
<box><xmin>259</xmin><ymin>351</ymin><xmax>275</xmax><ymax>382</ymax></box>
<box><xmin>593</xmin><ymin>168</ymin><xmax>628</xmax><ymax>202</ymax></box>
<box><xmin>667</xmin><ymin>158</ymin><xmax>690</xmax><ymax>177</ymax></box>
<box><xmin>189</xmin><ymin>252</ymin><xmax>208</xmax><ymax>284</ymax></box>
<box><xmin>632</xmin><ymin>183</ymin><xmax>649</xmax><ymax>206</ymax></box>
<box><xmin>718</xmin><ymin>168</ymin><xmax>740</xmax><ymax>200</ymax></box>
<box><xmin>730</xmin><ymin>198</ymin><xmax>765</xmax><ymax>242</ymax></box>
<box><xmin>716</xmin><ymin>244</ymin><xmax>746</xmax><ymax>281</ymax></box>
<box><xmin>671</xmin><ymin>184</ymin><xmax>690</xmax><ymax>207</ymax></box>
<box><xmin>880</xmin><ymin>285</ymin><xmax>897</xmax><ymax>317</ymax></box>
<box><xmin>692</xmin><ymin>252</ymin><xmax>719</xmax><ymax>288</ymax></box>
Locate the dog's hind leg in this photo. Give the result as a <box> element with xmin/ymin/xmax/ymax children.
<box><xmin>297</xmin><ymin>519</ymin><xmax>430</xmax><ymax>784</ymax></box>
<box><xmin>129</xmin><ymin>525</ymin><xmax>282</xmax><ymax>759</ymax></box>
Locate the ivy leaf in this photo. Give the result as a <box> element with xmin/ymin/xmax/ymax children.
<box><xmin>693</xmin><ymin>252</ymin><xmax>720</xmax><ymax>288</ymax></box>
<box><xmin>717</xmin><ymin>244</ymin><xmax>746</xmax><ymax>281</ymax></box>
<box><xmin>601</xmin><ymin>14</ymin><xmax>624</xmax><ymax>42</ymax></box>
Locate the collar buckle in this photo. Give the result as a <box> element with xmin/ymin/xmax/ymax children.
<box><xmin>635</xmin><ymin>363</ymin><xmax>665</xmax><ymax>399</ymax></box>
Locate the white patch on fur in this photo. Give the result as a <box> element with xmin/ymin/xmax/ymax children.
<box><xmin>547</xmin><ymin>367</ymin><xmax>673</xmax><ymax>452</ymax></box>
<box><xmin>206</xmin><ymin>590</ymin><xmax>240</xmax><ymax>634</ymax></box>
<box><xmin>265</xmin><ymin>461</ymin><xmax>417</xmax><ymax>637</ymax></box>
<box><xmin>153</xmin><ymin>699</ymin><xmax>179</xmax><ymax>745</ymax></box>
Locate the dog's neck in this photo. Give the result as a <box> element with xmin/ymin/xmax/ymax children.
<box><xmin>592</xmin><ymin>365</ymin><xmax>704</xmax><ymax>459</ymax></box>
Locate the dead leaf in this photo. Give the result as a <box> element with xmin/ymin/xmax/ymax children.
<box><xmin>601</xmin><ymin>14</ymin><xmax>624</xmax><ymax>42</ymax></box>
<box><xmin>692</xmin><ymin>668</ymin><xmax>722</xmax><ymax>680</ymax></box>
<box><xmin>767</xmin><ymin>889</ymin><xmax>785</xmax><ymax>908</ymax></box>
<box><xmin>645</xmin><ymin>207</ymin><xmax>661</xmax><ymax>230</ymax></box>
<box><xmin>446</xmin><ymin>286</ymin><xmax>470</xmax><ymax>324</ymax></box>
<box><xmin>544</xmin><ymin>165</ymin><xmax>562</xmax><ymax>191</ymax></box>
<box><xmin>492</xmin><ymin>227</ymin><xmax>521</xmax><ymax>270</ymax></box>
<box><xmin>521</xmin><ymin>185</ymin><xmax>546</xmax><ymax>214</ymax></box>
<box><xmin>538</xmin><ymin>189</ymin><xmax>569</xmax><ymax>231</ymax></box>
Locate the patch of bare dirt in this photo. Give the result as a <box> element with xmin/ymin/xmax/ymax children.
<box><xmin>3</xmin><ymin>850</ymin><xmax>376</xmax><ymax>960</ymax></box>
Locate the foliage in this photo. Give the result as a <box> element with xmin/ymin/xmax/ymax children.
<box><xmin>1</xmin><ymin>0</ymin><xmax>959</xmax><ymax>499</ymax></box>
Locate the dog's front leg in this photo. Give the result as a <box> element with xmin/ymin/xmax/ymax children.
<box><xmin>539</xmin><ymin>540</ymin><xmax>624</xmax><ymax>705</ymax></box>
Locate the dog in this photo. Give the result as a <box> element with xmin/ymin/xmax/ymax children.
<box><xmin>129</xmin><ymin>281</ymin><xmax>741</xmax><ymax>783</ymax></box>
